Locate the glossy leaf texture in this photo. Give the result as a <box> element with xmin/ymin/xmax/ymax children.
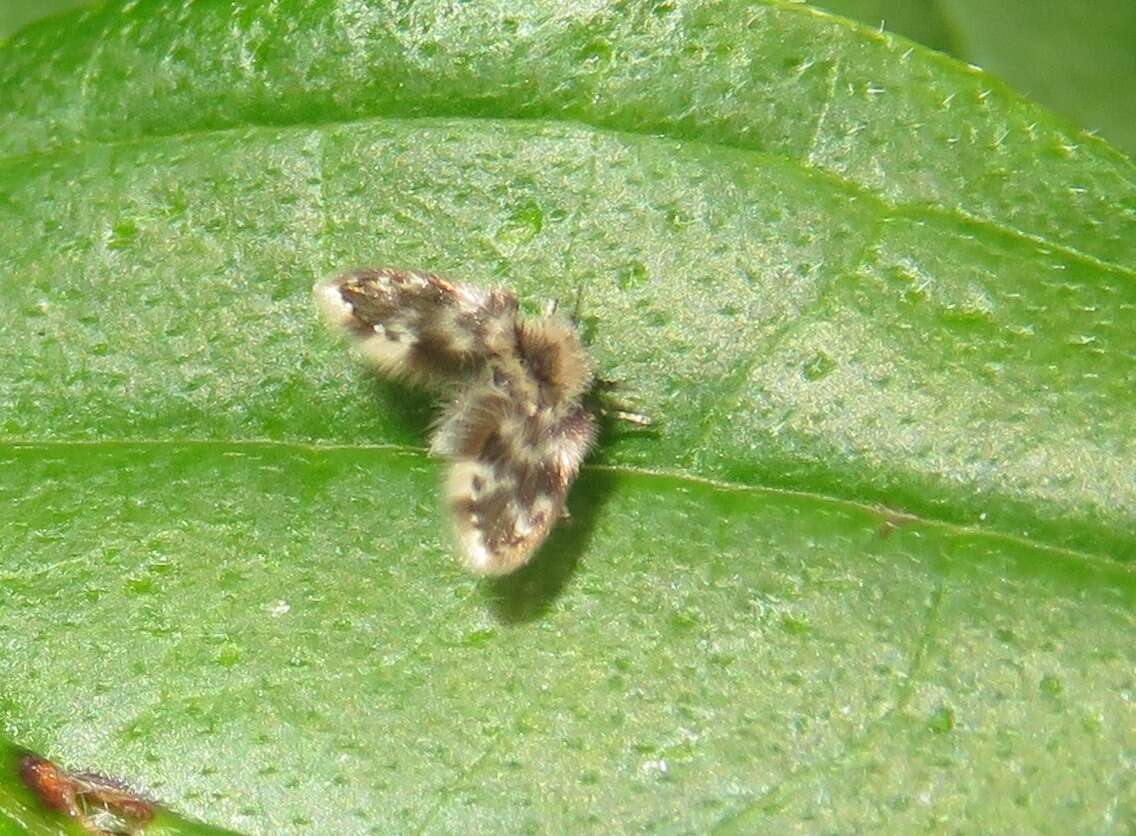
<box><xmin>1</xmin><ymin>1</ymin><xmax>1134</xmax><ymax>833</ymax></box>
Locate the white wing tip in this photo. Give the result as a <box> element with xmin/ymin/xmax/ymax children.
<box><xmin>313</xmin><ymin>276</ymin><xmax>354</xmax><ymax>330</ymax></box>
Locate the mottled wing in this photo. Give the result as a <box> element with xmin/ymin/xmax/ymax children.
<box><xmin>442</xmin><ymin>389</ymin><xmax>596</xmax><ymax>575</ymax></box>
<box><xmin>314</xmin><ymin>268</ymin><xmax>516</xmax><ymax>385</ymax></box>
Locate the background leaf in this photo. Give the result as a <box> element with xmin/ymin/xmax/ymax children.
<box><xmin>811</xmin><ymin>0</ymin><xmax>1136</xmax><ymax>158</ymax></box>
<box><xmin>1</xmin><ymin>0</ymin><xmax>1134</xmax><ymax>833</ymax></box>
<box><xmin>0</xmin><ymin>0</ymin><xmax>94</xmax><ymax>42</ymax></box>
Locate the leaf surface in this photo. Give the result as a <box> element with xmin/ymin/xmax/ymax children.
<box><xmin>813</xmin><ymin>0</ymin><xmax>1136</xmax><ymax>157</ymax></box>
<box><xmin>1</xmin><ymin>1</ymin><xmax>1134</xmax><ymax>832</ymax></box>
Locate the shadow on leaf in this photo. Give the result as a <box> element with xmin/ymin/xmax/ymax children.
<box><xmin>483</xmin><ymin>467</ymin><xmax>619</xmax><ymax>624</ymax></box>
<box><xmin>358</xmin><ymin>372</ymin><xmax>649</xmax><ymax>622</ymax></box>
<box><xmin>363</xmin><ymin>376</ymin><xmax>436</xmax><ymax>444</ymax></box>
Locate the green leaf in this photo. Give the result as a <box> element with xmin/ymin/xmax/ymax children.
<box><xmin>811</xmin><ymin>0</ymin><xmax>1136</xmax><ymax>158</ymax></box>
<box><xmin>0</xmin><ymin>0</ymin><xmax>94</xmax><ymax>41</ymax></box>
<box><xmin>2</xmin><ymin>0</ymin><xmax>1135</xmax><ymax>832</ymax></box>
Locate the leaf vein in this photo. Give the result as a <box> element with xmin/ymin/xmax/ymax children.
<box><xmin>0</xmin><ymin>438</ymin><xmax>1124</xmax><ymax>569</ymax></box>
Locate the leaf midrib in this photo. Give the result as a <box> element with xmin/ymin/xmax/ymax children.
<box><xmin>3</xmin><ymin>437</ymin><xmax>1122</xmax><ymax>569</ymax></box>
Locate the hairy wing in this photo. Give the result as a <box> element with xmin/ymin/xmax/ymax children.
<box><xmin>441</xmin><ymin>389</ymin><xmax>596</xmax><ymax>575</ymax></box>
<box><xmin>314</xmin><ymin>267</ymin><xmax>516</xmax><ymax>385</ymax></box>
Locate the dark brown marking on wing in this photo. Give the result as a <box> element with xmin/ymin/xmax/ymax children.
<box><xmin>515</xmin><ymin>318</ymin><xmax>595</xmax><ymax>405</ymax></box>
<box><xmin>514</xmin><ymin>458</ymin><xmax>559</xmax><ymax>504</ymax></box>
<box><xmin>412</xmin><ymin>320</ymin><xmax>483</xmax><ymax>373</ymax></box>
<box><xmin>332</xmin><ymin>268</ymin><xmax>506</xmax><ymax>379</ymax></box>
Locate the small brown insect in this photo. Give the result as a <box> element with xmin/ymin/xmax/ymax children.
<box><xmin>316</xmin><ymin>268</ymin><xmax>600</xmax><ymax>575</ymax></box>
<box><xmin>19</xmin><ymin>753</ymin><xmax>154</xmax><ymax>835</ymax></box>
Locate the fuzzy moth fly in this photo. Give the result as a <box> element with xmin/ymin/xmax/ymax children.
<box><xmin>315</xmin><ymin>268</ymin><xmax>599</xmax><ymax>575</ymax></box>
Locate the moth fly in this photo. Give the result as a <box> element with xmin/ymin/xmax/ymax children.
<box><xmin>315</xmin><ymin>267</ymin><xmax>621</xmax><ymax>575</ymax></box>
